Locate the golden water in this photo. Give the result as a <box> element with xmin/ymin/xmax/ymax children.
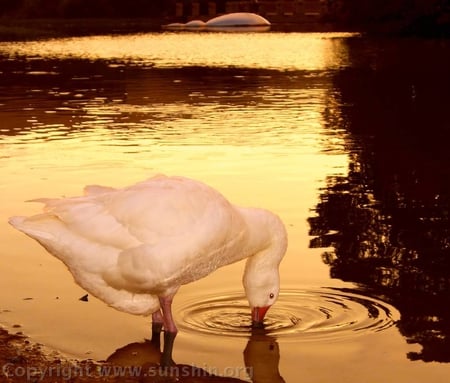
<box><xmin>1</xmin><ymin>32</ymin><xmax>449</xmax><ymax>382</ymax></box>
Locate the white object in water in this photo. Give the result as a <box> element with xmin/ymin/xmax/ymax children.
<box><xmin>206</xmin><ymin>12</ymin><xmax>271</xmax><ymax>27</ymax></box>
<box><xmin>163</xmin><ymin>12</ymin><xmax>271</xmax><ymax>32</ymax></box>
<box><xmin>185</xmin><ymin>19</ymin><xmax>206</xmax><ymax>28</ymax></box>
<box><xmin>162</xmin><ymin>22</ymin><xmax>185</xmax><ymax>30</ymax></box>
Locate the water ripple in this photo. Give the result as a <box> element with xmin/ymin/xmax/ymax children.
<box><xmin>177</xmin><ymin>288</ymin><xmax>399</xmax><ymax>341</ymax></box>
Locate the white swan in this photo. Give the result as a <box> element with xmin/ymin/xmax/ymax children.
<box><xmin>9</xmin><ymin>175</ymin><xmax>287</xmax><ymax>366</ymax></box>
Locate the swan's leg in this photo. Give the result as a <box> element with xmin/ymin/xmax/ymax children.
<box><xmin>159</xmin><ymin>295</ymin><xmax>177</xmax><ymax>367</ymax></box>
<box><xmin>151</xmin><ymin>310</ymin><xmax>164</xmax><ymax>347</ymax></box>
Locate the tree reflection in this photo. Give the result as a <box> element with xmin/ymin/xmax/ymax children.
<box><xmin>310</xmin><ymin>38</ymin><xmax>450</xmax><ymax>362</ymax></box>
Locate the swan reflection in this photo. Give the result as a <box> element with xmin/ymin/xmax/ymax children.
<box><xmin>244</xmin><ymin>329</ymin><xmax>286</xmax><ymax>383</ymax></box>
<box><xmin>105</xmin><ymin>328</ymin><xmax>285</xmax><ymax>382</ymax></box>
<box><xmin>106</xmin><ymin>336</ymin><xmax>248</xmax><ymax>381</ymax></box>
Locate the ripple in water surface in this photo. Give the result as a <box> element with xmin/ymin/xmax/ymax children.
<box><xmin>177</xmin><ymin>288</ymin><xmax>399</xmax><ymax>341</ymax></box>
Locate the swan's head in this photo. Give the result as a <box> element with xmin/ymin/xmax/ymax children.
<box><xmin>244</xmin><ymin>269</ymin><xmax>280</xmax><ymax>328</ymax></box>
<box><xmin>240</xmin><ymin>208</ymin><xmax>287</xmax><ymax>328</ymax></box>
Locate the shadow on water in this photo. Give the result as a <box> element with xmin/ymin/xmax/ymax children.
<box><xmin>105</xmin><ymin>328</ymin><xmax>284</xmax><ymax>382</ymax></box>
<box><xmin>309</xmin><ymin>38</ymin><xmax>450</xmax><ymax>362</ymax></box>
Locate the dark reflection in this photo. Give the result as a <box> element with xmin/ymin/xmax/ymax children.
<box><xmin>104</xmin><ymin>328</ymin><xmax>285</xmax><ymax>383</ymax></box>
<box><xmin>106</xmin><ymin>339</ymin><xmax>161</xmax><ymax>367</ymax></box>
<box><xmin>310</xmin><ymin>38</ymin><xmax>450</xmax><ymax>362</ymax></box>
<box><xmin>106</xmin><ymin>337</ymin><xmax>248</xmax><ymax>382</ymax></box>
<box><xmin>244</xmin><ymin>329</ymin><xmax>285</xmax><ymax>383</ymax></box>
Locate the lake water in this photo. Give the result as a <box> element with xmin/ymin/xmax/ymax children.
<box><xmin>1</xmin><ymin>32</ymin><xmax>450</xmax><ymax>382</ymax></box>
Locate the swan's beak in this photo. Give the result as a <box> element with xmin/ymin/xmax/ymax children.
<box><xmin>251</xmin><ymin>306</ymin><xmax>270</xmax><ymax>328</ymax></box>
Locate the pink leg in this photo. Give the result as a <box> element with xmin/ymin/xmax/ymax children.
<box><xmin>152</xmin><ymin>310</ymin><xmax>164</xmax><ymax>326</ymax></box>
<box><xmin>159</xmin><ymin>295</ymin><xmax>178</xmax><ymax>333</ymax></box>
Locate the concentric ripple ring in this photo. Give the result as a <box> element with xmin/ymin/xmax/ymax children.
<box><xmin>176</xmin><ymin>287</ymin><xmax>399</xmax><ymax>341</ymax></box>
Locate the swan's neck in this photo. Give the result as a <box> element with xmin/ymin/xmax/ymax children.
<box><xmin>238</xmin><ymin>207</ymin><xmax>287</xmax><ymax>285</ymax></box>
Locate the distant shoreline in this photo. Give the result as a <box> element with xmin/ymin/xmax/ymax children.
<box><xmin>0</xmin><ymin>17</ymin><xmax>352</xmax><ymax>41</ymax></box>
<box><xmin>0</xmin><ymin>16</ymin><xmax>447</xmax><ymax>42</ymax></box>
<box><xmin>0</xmin><ymin>18</ymin><xmax>165</xmax><ymax>41</ymax></box>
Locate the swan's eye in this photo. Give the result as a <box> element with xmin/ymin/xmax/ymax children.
<box><xmin>269</xmin><ymin>293</ymin><xmax>274</xmax><ymax>299</ymax></box>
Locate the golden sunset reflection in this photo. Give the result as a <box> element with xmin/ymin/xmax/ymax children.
<box><xmin>0</xmin><ymin>32</ymin><xmax>356</xmax><ymax>70</ymax></box>
<box><xmin>5</xmin><ymin>31</ymin><xmax>446</xmax><ymax>382</ymax></box>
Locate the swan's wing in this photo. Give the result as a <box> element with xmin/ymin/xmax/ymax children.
<box><xmin>105</xmin><ymin>176</ymin><xmax>233</xmax><ymax>239</ymax></box>
<box><xmin>110</xmin><ymin>176</ymin><xmax>244</xmax><ymax>246</ymax></box>
<box><xmin>10</xmin><ymin>176</ymin><xmax>247</xmax><ymax>294</ymax></box>
<box><xmin>101</xmin><ymin>176</ymin><xmax>248</xmax><ymax>291</ymax></box>
<box><xmin>10</xmin><ymin>176</ymin><xmax>233</xmax><ymax>253</ymax></box>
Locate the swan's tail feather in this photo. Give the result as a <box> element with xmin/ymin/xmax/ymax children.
<box><xmin>8</xmin><ymin>215</ymin><xmax>56</xmax><ymax>241</ymax></box>
<box><xmin>8</xmin><ymin>216</ymin><xmax>26</xmax><ymax>229</ymax></box>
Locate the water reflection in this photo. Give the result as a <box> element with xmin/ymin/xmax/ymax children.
<box><xmin>244</xmin><ymin>330</ymin><xmax>285</xmax><ymax>383</ymax></box>
<box><xmin>104</xmin><ymin>329</ymin><xmax>285</xmax><ymax>383</ymax></box>
<box><xmin>0</xmin><ymin>58</ymin><xmax>340</xmax><ymax>147</ymax></box>
<box><xmin>310</xmin><ymin>38</ymin><xmax>450</xmax><ymax>362</ymax></box>
<box><xmin>106</xmin><ymin>339</ymin><xmax>249</xmax><ymax>381</ymax></box>
<box><xmin>0</xmin><ymin>33</ymin><xmax>357</xmax><ymax>70</ymax></box>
